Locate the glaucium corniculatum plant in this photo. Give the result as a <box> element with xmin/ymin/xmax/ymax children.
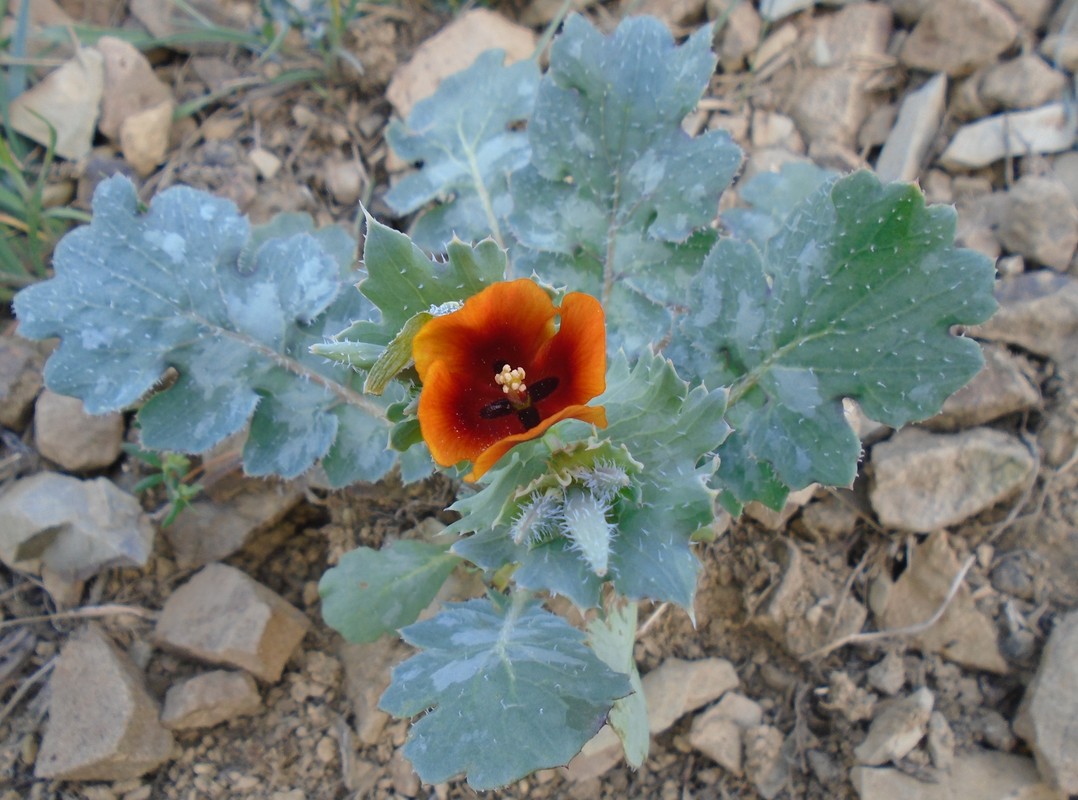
<box><xmin>12</xmin><ymin>13</ymin><xmax>997</xmax><ymax>790</ymax></box>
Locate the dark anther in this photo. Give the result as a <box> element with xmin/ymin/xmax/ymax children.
<box><xmin>528</xmin><ymin>376</ymin><xmax>559</xmax><ymax>402</ymax></box>
<box><xmin>480</xmin><ymin>399</ymin><xmax>514</xmax><ymax>419</ymax></box>
<box><xmin>517</xmin><ymin>406</ymin><xmax>540</xmax><ymax>430</ymax></box>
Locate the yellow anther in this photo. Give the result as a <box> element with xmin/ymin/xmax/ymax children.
<box><xmin>495</xmin><ymin>364</ymin><xmax>530</xmax><ymax>405</ymax></box>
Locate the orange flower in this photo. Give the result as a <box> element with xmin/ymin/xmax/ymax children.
<box><xmin>413</xmin><ymin>279</ymin><xmax>607</xmax><ymax>482</ymax></box>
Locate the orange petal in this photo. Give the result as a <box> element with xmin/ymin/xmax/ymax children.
<box><xmin>533</xmin><ymin>291</ymin><xmax>607</xmax><ymax>409</ymax></box>
<box><xmin>413</xmin><ymin>279</ymin><xmax>558</xmax><ymax>381</ymax></box>
<box><xmin>466</xmin><ymin>404</ymin><xmax>608</xmax><ymax>482</ymax></box>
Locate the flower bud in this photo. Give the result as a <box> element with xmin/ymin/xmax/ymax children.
<box><xmin>561</xmin><ymin>488</ymin><xmax>615</xmax><ymax>577</ymax></box>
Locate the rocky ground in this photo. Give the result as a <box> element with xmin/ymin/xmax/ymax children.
<box><xmin>1</xmin><ymin>0</ymin><xmax>1078</xmax><ymax>798</ymax></box>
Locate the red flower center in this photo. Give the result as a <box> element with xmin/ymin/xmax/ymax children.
<box><xmin>481</xmin><ymin>364</ymin><xmax>561</xmax><ymax>430</ymax></box>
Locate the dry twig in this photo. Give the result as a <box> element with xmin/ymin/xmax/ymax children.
<box><xmin>802</xmin><ymin>555</ymin><xmax>977</xmax><ymax>661</ymax></box>
<box><xmin>0</xmin><ymin>655</ymin><xmax>56</xmax><ymax>727</ymax></box>
<box><xmin>0</xmin><ymin>603</ymin><xmax>156</xmax><ymax>632</ymax></box>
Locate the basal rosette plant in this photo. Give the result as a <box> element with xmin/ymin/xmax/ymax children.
<box><xmin>12</xmin><ymin>14</ymin><xmax>997</xmax><ymax>791</ymax></box>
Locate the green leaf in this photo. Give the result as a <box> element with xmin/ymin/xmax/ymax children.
<box><xmin>14</xmin><ymin>176</ymin><xmax>395</xmax><ymax>483</ymax></box>
<box><xmin>385</xmin><ymin>49</ymin><xmax>540</xmax><ymax>251</ymax></box>
<box><xmin>350</xmin><ymin>217</ymin><xmax>506</xmax><ymax>344</ymax></box>
<box><xmin>588</xmin><ymin>603</ymin><xmax>648</xmax><ymax>767</ymax></box>
<box><xmin>599</xmin><ymin>352</ymin><xmax>730</xmax><ymax>608</ymax></box>
<box><xmin>680</xmin><ymin>170</ymin><xmax>997</xmax><ymax>504</ymax></box>
<box><xmin>380</xmin><ymin>594</ymin><xmax>631</xmax><ymax>789</ymax></box>
<box><xmin>508</xmin><ymin>15</ymin><xmax>741</xmax><ymax>356</ymax></box>
<box><xmin>320</xmin><ymin>539</ymin><xmax>461</xmax><ymax>644</ymax></box>
<box><xmin>363</xmin><ymin>311</ymin><xmax>431</xmax><ymax>395</ymax></box>
<box><xmin>722</xmin><ymin>160</ymin><xmax>836</xmax><ymax>248</ymax></box>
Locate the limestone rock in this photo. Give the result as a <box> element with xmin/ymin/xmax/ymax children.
<box><xmin>154</xmin><ymin>563</ymin><xmax>311</xmax><ymax>682</ymax></box>
<box><xmin>788</xmin><ymin>3</ymin><xmax>892</xmax><ymax>149</ymax></box>
<box><xmin>866</xmin><ymin>652</ymin><xmax>906</xmax><ymax>696</ymax></box>
<box><xmin>923</xmin><ymin>345</ymin><xmax>1039</xmax><ymax>431</ymax></box>
<box><xmin>36</xmin><ymin>625</ymin><xmax>173</xmax><ymax>780</ymax></box>
<box><xmin>643</xmin><ymin>657</ymin><xmax>740</xmax><ymax>734</ymax></box>
<box><xmin>972</xmin><ymin>271</ymin><xmax>1078</xmax><ymax>361</ymax></box>
<box><xmin>1041</xmin><ymin>2</ymin><xmax>1078</xmax><ymax>71</ymax></box>
<box><xmin>339</xmin><ymin>635</ymin><xmax>409</xmax><ymax>746</ymax></box>
<box><xmin>624</xmin><ymin>0</ymin><xmax>705</xmax><ymax>27</ymax></box>
<box><xmin>160</xmin><ymin>670</ymin><xmax>262</xmax><ymax>730</ymax></box>
<box><xmin>568</xmin><ymin>658</ymin><xmax>739</xmax><ymax>781</ymax></box>
<box><xmin>1053</xmin><ymin>151</ymin><xmax>1078</xmax><ymax>208</ymax></box>
<box><xmin>119</xmin><ymin>99</ymin><xmax>174</xmax><ymax>177</ymax></box>
<box><xmin>9</xmin><ymin>47</ymin><xmax>103</xmax><ymax>160</ymax></box>
<box><xmin>997</xmin><ymin>176</ymin><xmax>1078</xmax><ymax>271</ymax></box>
<box><xmin>689</xmin><ymin>693</ymin><xmax>764</xmax><ymax>775</ymax></box>
<box><xmin>869</xmin><ymin>428</ymin><xmax>1035</xmax><ymax>532</ymax></box>
<box><xmin>875</xmin><ymin>74</ymin><xmax>946</xmax><ymax>183</ymax></box>
<box><xmin>718</xmin><ymin>2</ymin><xmax>762</xmax><ymax>72</ymax></box>
<box><xmin>34</xmin><ymin>389</ymin><xmax>123</xmax><ymax>471</ymax></box>
<box><xmin>249</xmin><ymin>147</ymin><xmax>281</xmax><ymax>180</ymax></box>
<box><xmin>940</xmin><ymin>103</ymin><xmax>1076</xmax><ymax>170</ymax></box>
<box><xmin>900</xmin><ymin>0</ymin><xmax>1018</xmax><ymax>77</ymax></box>
<box><xmin>0</xmin><ymin>472</ymin><xmax>154</xmax><ymax>580</ymax></box>
<box><xmin>96</xmin><ymin>36</ymin><xmax>173</xmax><ymax>140</ymax></box>
<box><xmin>876</xmin><ymin>532</ymin><xmax>1009</xmax><ymax>674</ymax></box>
<box><xmin>926</xmin><ymin>711</ymin><xmax>955</xmax><ymax>770</ymax></box>
<box><xmin>1041</xmin><ymin>31</ymin><xmax>1078</xmax><ymax>73</ymax></box>
<box><xmin>980</xmin><ymin>55</ymin><xmax>1066</xmax><ymax>111</ymax></box>
<box><xmin>859</xmin><ymin>104</ymin><xmax>898</xmax><ymax>150</ymax></box>
<box><xmin>854</xmin><ymin>687</ymin><xmax>934</xmax><ymax>766</ymax></box>
<box><xmin>744</xmin><ymin>725</ymin><xmax>789</xmax><ymax>799</ymax></box>
<box><xmin>997</xmin><ymin>0</ymin><xmax>1055</xmax><ymax>28</ymax></box>
<box><xmin>800</xmin><ymin>494</ymin><xmax>860</xmax><ymax>542</ymax></box>
<box><xmin>690</xmin><ymin>714</ymin><xmax>743</xmax><ymax>774</ymax></box>
<box><xmin>852</xmin><ymin>749</ymin><xmax>1064</xmax><ymax>800</ymax></box>
<box><xmin>0</xmin><ymin>337</ymin><xmax>43</xmax><ymax>430</ymax></box>
<box><xmin>1014</xmin><ymin>609</ymin><xmax>1078</xmax><ymax>793</ymax></box>
<box><xmin>955</xmin><ymin>190</ymin><xmax>1007</xmax><ymax>258</ymax></box>
<box><xmin>325</xmin><ymin>158</ymin><xmax>364</xmax><ymax>205</ymax></box>
<box><xmin>163</xmin><ymin>479</ymin><xmax>306</xmax><ymax>568</ymax></box>
<box><xmin>386</xmin><ymin>9</ymin><xmax>535</xmax><ymax>119</ymax></box>
<box><xmin>759</xmin><ymin>0</ymin><xmax>813</xmax><ymax>21</ymax></box>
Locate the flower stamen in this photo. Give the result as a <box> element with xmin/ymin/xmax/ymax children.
<box><xmin>495</xmin><ymin>364</ymin><xmax>529</xmax><ymax>406</ymax></box>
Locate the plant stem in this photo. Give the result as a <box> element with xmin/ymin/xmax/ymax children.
<box><xmin>232</xmin><ymin>329</ymin><xmax>387</xmax><ymax>420</ymax></box>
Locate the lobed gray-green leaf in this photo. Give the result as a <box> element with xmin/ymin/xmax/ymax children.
<box><xmin>679</xmin><ymin>170</ymin><xmax>997</xmax><ymax>508</ymax></box>
<box><xmin>14</xmin><ymin>176</ymin><xmax>395</xmax><ymax>484</ymax></box>
<box><xmin>385</xmin><ymin>49</ymin><xmax>540</xmax><ymax>251</ymax></box>
<box><xmin>508</xmin><ymin>15</ymin><xmax>741</xmax><ymax>357</ymax></box>
<box><xmin>380</xmin><ymin>595</ymin><xmax>631</xmax><ymax>790</ymax></box>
